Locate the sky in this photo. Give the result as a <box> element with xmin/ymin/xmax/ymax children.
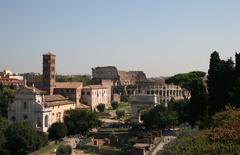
<box><xmin>0</xmin><ymin>0</ymin><xmax>240</xmax><ymax>77</ymax></box>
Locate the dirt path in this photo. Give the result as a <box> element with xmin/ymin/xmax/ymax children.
<box><xmin>149</xmin><ymin>136</ymin><xmax>176</xmax><ymax>155</ymax></box>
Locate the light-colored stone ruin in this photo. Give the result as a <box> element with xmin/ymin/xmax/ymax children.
<box><xmin>130</xmin><ymin>95</ymin><xmax>158</xmax><ymax>124</ymax></box>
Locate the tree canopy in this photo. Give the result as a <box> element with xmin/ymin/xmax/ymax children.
<box><xmin>4</xmin><ymin>121</ymin><xmax>48</xmax><ymax>155</ymax></box>
<box><xmin>158</xmin><ymin>106</ymin><xmax>240</xmax><ymax>155</ymax></box>
<box><xmin>96</xmin><ymin>104</ymin><xmax>105</xmax><ymax>112</ymax></box>
<box><xmin>165</xmin><ymin>71</ymin><xmax>206</xmax><ymax>91</ymax></box>
<box><xmin>56</xmin><ymin>75</ymin><xmax>91</xmax><ymax>86</ymax></box>
<box><xmin>64</xmin><ymin>110</ymin><xmax>101</xmax><ymax>135</ymax></box>
<box><xmin>48</xmin><ymin>122</ymin><xmax>68</xmax><ymax>140</ymax></box>
<box><xmin>207</xmin><ymin>51</ymin><xmax>240</xmax><ymax>115</ymax></box>
<box><xmin>0</xmin><ymin>88</ymin><xmax>15</xmax><ymax>117</ymax></box>
<box><xmin>142</xmin><ymin>104</ymin><xmax>177</xmax><ymax>129</ymax></box>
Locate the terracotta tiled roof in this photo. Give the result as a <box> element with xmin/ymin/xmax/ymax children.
<box><xmin>43</xmin><ymin>95</ymin><xmax>67</xmax><ymax>102</ymax></box>
<box><xmin>55</xmin><ymin>82</ymin><xmax>82</xmax><ymax>89</ymax></box>
<box><xmin>76</xmin><ymin>103</ymin><xmax>90</xmax><ymax>109</ymax></box>
<box><xmin>83</xmin><ymin>85</ymin><xmax>108</xmax><ymax>89</ymax></box>
<box><xmin>43</xmin><ymin>94</ymin><xmax>76</xmax><ymax>107</ymax></box>
<box><xmin>44</xmin><ymin>100</ymin><xmax>75</xmax><ymax>107</ymax></box>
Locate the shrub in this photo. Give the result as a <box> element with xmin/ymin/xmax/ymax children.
<box><xmin>64</xmin><ymin>110</ymin><xmax>101</xmax><ymax>135</ymax></box>
<box><xmin>116</xmin><ymin>110</ymin><xmax>125</xmax><ymax>119</ymax></box>
<box><xmin>158</xmin><ymin>106</ymin><xmax>240</xmax><ymax>155</ymax></box>
<box><xmin>5</xmin><ymin>121</ymin><xmax>48</xmax><ymax>155</ymax></box>
<box><xmin>111</xmin><ymin>102</ymin><xmax>119</xmax><ymax>110</ymax></box>
<box><xmin>96</xmin><ymin>104</ymin><xmax>105</xmax><ymax>112</ymax></box>
<box><xmin>48</xmin><ymin>122</ymin><xmax>67</xmax><ymax>140</ymax></box>
<box><xmin>56</xmin><ymin>144</ymin><xmax>72</xmax><ymax>155</ymax></box>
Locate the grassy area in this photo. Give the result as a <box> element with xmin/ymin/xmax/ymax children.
<box><xmin>104</xmin><ymin>102</ymin><xmax>131</xmax><ymax>120</ymax></box>
<box><xmin>29</xmin><ymin>141</ymin><xmax>65</xmax><ymax>155</ymax></box>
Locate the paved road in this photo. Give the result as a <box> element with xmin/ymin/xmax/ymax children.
<box><xmin>150</xmin><ymin>136</ymin><xmax>176</xmax><ymax>155</ymax></box>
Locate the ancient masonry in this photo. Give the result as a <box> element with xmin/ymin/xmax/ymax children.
<box><xmin>42</xmin><ymin>52</ymin><xmax>56</xmax><ymax>95</ymax></box>
<box><xmin>92</xmin><ymin>66</ymin><xmax>148</xmax><ymax>86</ymax></box>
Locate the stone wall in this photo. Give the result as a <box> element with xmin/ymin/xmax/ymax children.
<box><xmin>118</xmin><ymin>71</ymin><xmax>147</xmax><ymax>86</ymax></box>
<box><xmin>92</xmin><ymin>66</ymin><xmax>119</xmax><ymax>84</ymax></box>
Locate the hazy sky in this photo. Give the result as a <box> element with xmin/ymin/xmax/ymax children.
<box><xmin>0</xmin><ymin>0</ymin><xmax>240</xmax><ymax>77</ymax></box>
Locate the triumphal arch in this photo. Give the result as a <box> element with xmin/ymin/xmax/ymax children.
<box><xmin>130</xmin><ymin>95</ymin><xmax>158</xmax><ymax>124</ymax></box>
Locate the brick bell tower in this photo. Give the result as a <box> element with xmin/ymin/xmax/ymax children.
<box><xmin>42</xmin><ymin>52</ymin><xmax>56</xmax><ymax>95</ymax></box>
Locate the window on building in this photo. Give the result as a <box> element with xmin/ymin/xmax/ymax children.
<box><xmin>45</xmin><ymin>115</ymin><xmax>49</xmax><ymax>127</ymax></box>
<box><xmin>82</xmin><ymin>92</ymin><xmax>85</xmax><ymax>95</ymax></box>
<box><xmin>23</xmin><ymin>114</ymin><xmax>28</xmax><ymax>120</ymax></box>
<box><xmin>23</xmin><ymin>101</ymin><xmax>27</xmax><ymax>109</ymax></box>
<box><xmin>147</xmin><ymin>90</ymin><xmax>150</xmax><ymax>94</ymax></box>
<box><xmin>11</xmin><ymin>116</ymin><xmax>16</xmax><ymax>122</ymax></box>
<box><xmin>87</xmin><ymin>92</ymin><xmax>90</xmax><ymax>95</ymax></box>
<box><xmin>151</xmin><ymin>90</ymin><xmax>154</xmax><ymax>95</ymax></box>
<box><xmin>37</xmin><ymin>117</ymin><xmax>41</xmax><ymax>127</ymax></box>
<box><xmin>56</xmin><ymin>112</ymin><xmax>61</xmax><ymax>122</ymax></box>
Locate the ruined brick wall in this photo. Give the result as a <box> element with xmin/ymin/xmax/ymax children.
<box><xmin>92</xmin><ymin>66</ymin><xmax>120</xmax><ymax>84</ymax></box>
<box><xmin>118</xmin><ymin>71</ymin><xmax>147</xmax><ymax>86</ymax></box>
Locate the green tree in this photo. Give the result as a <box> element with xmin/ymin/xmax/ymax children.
<box><xmin>158</xmin><ymin>106</ymin><xmax>240</xmax><ymax>155</ymax></box>
<box><xmin>111</xmin><ymin>101</ymin><xmax>119</xmax><ymax>110</ymax></box>
<box><xmin>0</xmin><ymin>130</ymin><xmax>7</xmax><ymax>154</ymax></box>
<box><xmin>207</xmin><ymin>51</ymin><xmax>235</xmax><ymax>115</ymax></box>
<box><xmin>168</xmin><ymin>100</ymin><xmax>189</xmax><ymax>124</ymax></box>
<box><xmin>48</xmin><ymin>122</ymin><xmax>67</xmax><ymax>140</ymax></box>
<box><xmin>96</xmin><ymin>103</ymin><xmax>105</xmax><ymax>112</ymax></box>
<box><xmin>56</xmin><ymin>144</ymin><xmax>72</xmax><ymax>155</ymax></box>
<box><xmin>231</xmin><ymin>52</ymin><xmax>240</xmax><ymax>107</ymax></box>
<box><xmin>0</xmin><ymin>88</ymin><xmax>15</xmax><ymax>117</ymax></box>
<box><xmin>143</xmin><ymin>105</ymin><xmax>177</xmax><ymax>129</ymax></box>
<box><xmin>165</xmin><ymin>71</ymin><xmax>206</xmax><ymax>91</ymax></box>
<box><xmin>64</xmin><ymin>110</ymin><xmax>101</xmax><ymax>135</ymax></box>
<box><xmin>116</xmin><ymin>110</ymin><xmax>125</xmax><ymax>119</ymax></box>
<box><xmin>188</xmin><ymin>79</ymin><xmax>208</xmax><ymax>127</ymax></box>
<box><xmin>0</xmin><ymin>117</ymin><xmax>10</xmax><ymax>132</ymax></box>
<box><xmin>56</xmin><ymin>75</ymin><xmax>91</xmax><ymax>85</ymax></box>
<box><xmin>5</xmin><ymin>121</ymin><xmax>48</xmax><ymax>155</ymax></box>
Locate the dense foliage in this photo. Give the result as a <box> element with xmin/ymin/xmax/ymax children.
<box><xmin>207</xmin><ymin>51</ymin><xmax>240</xmax><ymax>115</ymax></box>
<box><xmin>48</xmin><ymin>122</ymin><xmax>68</xmax><ymax>140</ymax></box>
<box><xmin>165</xmin><ymin>71</ymin><xmax>206</xmax><ymax>91</ymax></box>
<box><xmin>116</xmin><ymin>110</ymin><xmax>125</xmax><ymax>119</ymax></box>
<box><xmin>0</xmin><ymin>88</ymin><xmax>15</xmax><ymax>117</ymax></box>
<box><xmin>168</xmin><ymin>100</ymin><xmax>189</xmax><ymax>124</ymax></box>
<box><xmin>56</xmin><ymin>144</ymin><xmax>72</xmax><ymax>155</ymax></box>
<box><xmin>4</xmin><ymin>121</ymin><xmax>48</xmax><ymax>155</ymax></box>
<box><xmin>64</xmin><ymin>110</ymin><xmax>101</xmax><ymax>135</ymax></box>
<box><xmin>56</xmin><ymin>75</ymin><xmax>91</xmax><ymax>86</ymax></box>
<box><xmin>143</xmin><ymin>105</ymin><xmax>177</xmax><ymax>129</ymax></box>
<box><xmin>158</xmin><ymin>106</ymin><xmax>240</xmax><ymax>155</ymax></box>
<box><xmin>96</xmin><ymin>103</ymin><xmax>105</xmax><ymax>112</ymax></box>
<box><xmin>111</xmin><ymin>101</ymin><xmax>119</xmax><ymax>110</ymax></box>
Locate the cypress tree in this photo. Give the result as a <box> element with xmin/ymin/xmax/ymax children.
<box><xmin>207</xmin><ymin>51</ymin><xmax>221</xmax><ymax>115</ymax></box>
